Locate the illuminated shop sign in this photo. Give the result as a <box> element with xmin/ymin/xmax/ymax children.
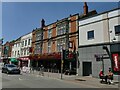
<box><xmin>112</xmin><ymin>53</ymin><xmax>120</xmax><ymax>72</ymax></box>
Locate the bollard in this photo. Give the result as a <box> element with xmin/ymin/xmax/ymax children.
<box><xmin>48</xmin><ymin>69</ymin><xmax>49</xmax><ymax>77</ymax></box>
<box><xmin>58</xmin><ymin>70</ymin><xmax>59</xmax><ymax>73</ymax></box>
<box><xmin>51</xmin><ymin>69</ymin><xmax>52</xmax><ymax>73</ymax></box>
<box><xmin>33</xmin><ymin>68</ymin><xmax>34</xmax><ymax>74</ymax></box>
<box><xmin>39</xmin><ymin>67</ymin><xmax>40</xmax><ymax>75</ymax></box>
<box><xmin>57</xmin><ymin>70</ymin><xmax>59</xmax><ymax>78</ymax></box>
<box><xmin>30</xmin><ymin>67</ymin><xmax>32</xmax><ymax>73</ymax></box>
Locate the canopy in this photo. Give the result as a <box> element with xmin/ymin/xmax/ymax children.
<box><xmin>10</xmin><ymin>58</ymin><xmax>18</xmax><ymax>62</ymax></box>
<box><xmin>17</xmin><ymin>56</ymin><xmax>30</xmax><ymax>61</ymax></box>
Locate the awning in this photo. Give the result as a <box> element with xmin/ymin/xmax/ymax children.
<box><xmin>17</xmin><ymin>56</ymin><xmax>30</xmax><ymax>61</ymax></box>
<box><xmin>10</xmin><ymin>58</ymin><xmax>18</xmax><ymax>62</ymax></box>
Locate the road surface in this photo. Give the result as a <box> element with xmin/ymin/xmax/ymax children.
<box><xmin>2</xmin><ymin>72</ymin><xmax>119</xmax><ymax>88</ymax></box>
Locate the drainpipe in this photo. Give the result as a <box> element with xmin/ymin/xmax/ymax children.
<box><xmin>107</xmin><ymin>12</ymin><xmax>112</xmax><ymax>71</ymax></box>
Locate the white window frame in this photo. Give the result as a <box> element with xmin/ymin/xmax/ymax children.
<box><xmin>57</xmin><ymin>23</ymin><xmax>66</xmax><ymax>35</ymax></box>
<box><xmin>48</xmin><ymin>29</ymin><xmax>52</xmax><ymax>38</ymax></box>
<box><xmin>48</xmin><ymin>41</ymin><xmax>51</xmax><ymax>53</ymax></box>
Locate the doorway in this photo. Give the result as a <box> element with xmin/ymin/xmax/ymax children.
<box><xmin>83</xmin><ymin>62</ymin><xmax>92</xmax><ymax>76</ymax></box>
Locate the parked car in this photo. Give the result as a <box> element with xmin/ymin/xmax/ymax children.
<box><xmin>2</xmin><ymin>64</ymin><xmax>21</xmax><ymax>74</ymax></box>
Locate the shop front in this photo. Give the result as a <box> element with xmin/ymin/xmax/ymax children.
<box><xmin>10</xmin><ymin>58</ymin><xmax>18</xmax><ymax>65</ymax></box>
<box><xmin>29</xmin><ymin>52</ymin><xmax>61</xmax><ymax>71</ymax></box>
<box><xmin>110</xmin><ymin>43</ymin><xmax>120</xmax><ymax>75</ymax></box>
<box><xmin>17</xmin><ymin>56</ymin><xmax>31</xmax><ymax>68</ymax></box>
<box><xmin>29</xmin><ymin>52</ymin><xmax>75</xmax><ymax>73</ymax></box>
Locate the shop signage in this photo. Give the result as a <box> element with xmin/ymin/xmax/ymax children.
<box><xmin>112</xmin><ymin>53</ymin><xmax>120</xmax><ymax>72</ymax></box>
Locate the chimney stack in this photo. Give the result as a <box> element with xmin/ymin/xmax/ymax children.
<box><xmin>83</xmin><ymin>2</ymin><xmax>88</xmax><ymax>15</ymax></box>
<box><xmin>41</xmin><ymin>19</ymin><xmax>45</xmax><ymax>28</ymax></box>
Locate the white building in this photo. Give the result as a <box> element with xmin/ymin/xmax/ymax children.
<box><xmin>109</xmin><ymin>9</ymin><xmax>120</xmax><ymax>43</ymax></box>
<box><xmin>0</xmin><ymin>45</ymin><xmax>2</xmax><ymax>62</ymax></box>
<box><xmin>11</xmin><ymin>38</ymin><xmax>21</xmax><ymax>64</ymax></box>
<box><xmin>11</xmin><ymin>38</ymin><xmax>21</xmax><ymax>58</ymax></box>
<box><xmin>78</xmin><ymin>8</ymin><xmax>120</xmax><ymax>79</ymax></box>
<box><xmin>108</xmin><ymin>8</ymin><xmax>120</xmax><ymax>78</ymax></box>
<box><xmin>19</xmin><ymin>32</ymin><xmax>32</xmax><ymax>67</ymax></box>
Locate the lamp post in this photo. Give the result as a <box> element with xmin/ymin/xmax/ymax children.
<box><xmin>76</xmin><ymin>51</ymin><xmax>79</xmax><ymax>76</ymax></box>
<box><xmin>101</xmin><ymin>55</ymin><xmax>104</xmax><ymax>74</ymax></box>
<box><xmin>103</xmin><ymin>45</ymin><xmax>112</xmax><ymax>72</ymax></box>
<box><xmin>18</xmin><ymin>52</ymin><xmax>20</xmax><ymax>68</ymax></box>
<box><xmin>60</xmin><ymin>43</ymin><xmax>65</xmax><ymax>79</ymax></box>
<box><xmin>4</xmin><ymin>46</ymin><xmax>9</xmax><ymax>64</ymax></box>
<box><xmin>61</xmin><ymin>49</ymin><xmax>63</xmax><ymax>79</ymax></box>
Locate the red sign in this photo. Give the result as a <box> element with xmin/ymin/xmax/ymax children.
<box><xmin>112</xmin><ymin>54</ymin><xmax>120</xmax><ymax>72</ymax></box>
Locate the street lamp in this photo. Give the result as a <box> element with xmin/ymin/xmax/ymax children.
<box><xmin>61</xmin><ymin>49</ymin><xmax>63</xmax><ymax>79</ymax></box>
<box><xmin>103</xmin><ymin>45</ymin><xmax>112</xmax><ymax>72</ymax></box>
<box><xmin>76</xmin><ymin>51</ymin><xmax>79</xmax><ymax>76</ymax></box>
<box><xmin>60</xmin><ymin>43</ymin><xmax>65</xmax><ymax>79</ymax></box>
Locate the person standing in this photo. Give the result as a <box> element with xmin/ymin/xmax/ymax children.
<box><xmin>99</xmin><ymin>69</ymin><xmax>108</xmax><ymax>83</ymax></box>
<box><xmin>107</xmin><ymin>68</ymin><xmax>113</xmax><ymax>84</ymax></box>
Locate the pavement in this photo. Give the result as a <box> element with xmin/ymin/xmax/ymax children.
<box><xmin>21</xmin><ymin>70</ymin><xmax>120</xmax><ymax>88</ymax></box>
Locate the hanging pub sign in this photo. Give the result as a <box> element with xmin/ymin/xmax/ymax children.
<box><xmin>112</xmin><ymin>53</ymin><xmax>120</xmax><ymax>73</ymax></box>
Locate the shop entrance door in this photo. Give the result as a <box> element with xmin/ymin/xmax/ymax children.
<box><xmin>83</xmin><ymin>62</ymin><xmax>92</xmax><ymax>76</ymax></box>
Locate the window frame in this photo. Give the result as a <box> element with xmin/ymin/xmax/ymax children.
<box><xmin>48</xmin><ymin>40</ymin><xmax>51</xmax><ymax>53</ymax></box>
<box><xmin>87</xmin><ymin>30</ymin><xmax>94</xmax><ymax>40</ymax></box>
<box><xmin>25</xmin><ymin>40</ymin><xmax>27</xmax><ymax>46</ymax></box>
<box><xmin>115</xmin><ymin>25</ymin><xmax>120</xmax><ymax>35</ymax></box>
<box><xmin>57</xmin><ymin>23</ymin><xmax>66</xmax><ymax>36</ymax></box>
<box><xmin>48</xmin><ymin>29</ymin><xmax>52</xmax><ymax>38</ymax></box>
<box><xmin>28</xmin><ymin>39</ymin><xmax>31</xmax><ymax>45</ymax></box>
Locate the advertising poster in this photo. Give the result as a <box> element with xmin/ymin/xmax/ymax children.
<box><xmin>112</xmin><ymin>53</ymin><xmax>120</xmax><ymax>74</ymax></box>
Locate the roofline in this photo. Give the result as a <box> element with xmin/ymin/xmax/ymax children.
<box><xmin>20</xmin><ymin>31</ymin><xmax>32</xmax><ymax>38</ymax></box>
<box><xmin>44</xmin><ymin>13</ymin><xmax>79</xmax><ymax>27</ymax></box>
<box><xmin>79</xmin><ymin>7</ymin><xmax>120</xmax><ymax>21</ymax></box>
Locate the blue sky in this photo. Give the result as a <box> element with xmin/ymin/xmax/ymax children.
<box><xmin>2</xmin><ymin>2</ymin><xmax>119</xmax><ymax>43</ymax></box>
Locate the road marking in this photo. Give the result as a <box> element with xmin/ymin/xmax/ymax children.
<box><xmin>8</xmin><ymin>75</ymin><xmax>20</xmax><ymax>76</ymax></box>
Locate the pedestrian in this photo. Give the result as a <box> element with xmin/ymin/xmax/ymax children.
<box><xmin>99</xmin><ymin>69</ymin><xmax>108</xmax><ymax>83</ymax></box>
<box><xmin>40</xmin><ymin>65</ymin><xmax>44</xmax><ymax>76</ymax></box>
<box><xmin>107</xmin><ymin>68</ymin><xmax>113</xmax><ymax>84</ymax></box>
<box><xmin>22</xmin><ymin>65</ymin><xmax>27</xmax><ymax>73</ymax></box>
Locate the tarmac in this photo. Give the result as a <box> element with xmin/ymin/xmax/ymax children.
<box><xmin>21</xmin><ymin>70</ymin><xmax>120</xmax><ymax>88</ymax></box>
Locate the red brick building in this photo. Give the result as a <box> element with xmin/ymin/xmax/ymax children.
<box><xmin>2</xmin><ymin>41</ymin><xmax>15</xmax><ymax>64</ymax></box>
<box><xmin>30</xmin><ymin>2</ymin><xmax>97</xmax><ymax>74</ymax></box>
